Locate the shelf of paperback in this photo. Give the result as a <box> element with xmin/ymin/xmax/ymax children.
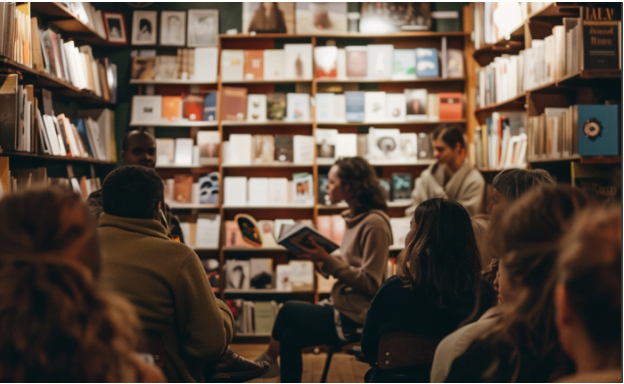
<box><xmin>129</xmin><ymin>79</ymin><xmax>218</xmax><ymax>85</ymax></box>
<box><xmin>316</xmin><ymin>120</ymin><xmax>467</xmax><ymax>127</ymax></box>
<box><xmin>221</xmin><ymin>121</ymin><xmax>313</xmax><ymax>126</ymax></box>
<box><xmin>30</xmin><ymin>2</ymin><xmax>108</xmax><ymax>45</ymax></box>
<box><xmin>0</xmin><ymin>150</ymin><xmax>115</xmax><ymax>165</ymax></box>
<box><xmin>316</xmin><ymin>159</ymin><xmax>436</xmax><ymax>167</ymax></box>
<box><xmin>129</xmin><ymin>120</ymin><xmax>218</xmax><ymax>128</ymax></box>
<box><xmin>221</xmin><ymin>79</ymin><xmax>313</xmax><ymax>84</ymax></box>
<box><xmin>156</xmin><ymin>162</ymin><xmax>219</xmax><ymax>169</ymax></box>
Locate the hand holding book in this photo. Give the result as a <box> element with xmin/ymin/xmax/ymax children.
<box><xmin>291</xmin><ymin>237</ymin><xmax>332</xmax><ymax>263</ymax></box>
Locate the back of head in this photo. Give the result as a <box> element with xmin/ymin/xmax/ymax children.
<box><xmin>492</xmin><ymin>168</ymin><xmax>554</xmax><ymax>201</ymax></box>
<box><xmin>431</xmin><ymin>125</ymin><xmax>466</xmax><ymax>149</ymax></box>
<box><xmin>335</xmin><ymin>157</ymin><xmax>388</xmax><ymax>214</ymax></box>
<box><xmin>0</xmin><ymin>187</ymin><xmax>100</xmax><ymax>277</ymax></box>
<box><xmin>102</xmin><ymin>165</ymin><xmax>163</xmax><ymax>219</ymax></box>
<box><xmin>0</xmin><ymin>258</ymin><xmax>139</xmax><ymax>382</ymax></box>
<box><xmin>558</xmin><ymin>205</ymin><xmax>622</xmax><ymax>355</ymax></box>
<box><xmin>397</xmin><ymin>198</ymin><xmax>482</xmax><ymax>312</ymax></box>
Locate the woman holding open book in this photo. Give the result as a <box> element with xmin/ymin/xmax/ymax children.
<box><xmin>255</xmin><ymin>157</ymin><xmax>393</xmax><ymax>382</ymax></box>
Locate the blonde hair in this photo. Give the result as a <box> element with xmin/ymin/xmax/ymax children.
<box><xmin>0</xmin><ymin>257</ymin><xmax>141</xmax><ymax>382</ymax></box>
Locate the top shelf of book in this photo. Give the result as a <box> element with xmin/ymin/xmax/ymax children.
<box><xmin>31</xmin><ymin>2</ymin><xmax>108</xmax><ymax>46</ymax></box>
<box><xmin>219</xmin><ymin>31</ymin><xmax>469</xmax><ymax>40</ymax></box>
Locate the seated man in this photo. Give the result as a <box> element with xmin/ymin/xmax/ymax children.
<box><xmin>98</xmin><ymin>165</ymin><xmax>268</xmax><ymax>382</ymax></box>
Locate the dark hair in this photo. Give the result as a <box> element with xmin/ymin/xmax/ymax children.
<box><xmin>102</xmin><ymin>165</ymin><xmax>163</xmax><ymax>219</ymax></box>
<box><xmin>122</xmin><ymin>129</ymin><xmax>154</xmax><ymax>152</ymax></box>
<box><xmin>334</xmin><ymin>157</ymin><xmax>388</xmax><ymax>215</ymax></box>
<box><xmin>397</xmin><ymin>198</ymin><xmax>482</xmax><ymax>313</ymax></box>
<box><xmin>492</xmin><ymin>168</ymin><xmax>554</xmax><ymax>201</ymax></box>
<box><xmin>558</xmin><ymin>204</ymin><xmax>621</xmax><ymax>354</ymax></box>
<box><xmin>431</xmin><ymin>125</ymin><xmax>465</xmax><ymax>149</ymax></box>
<box><xmin>139</xmin><ymin>19</ymin><xmax>151</xmax><ymax>33</ymax></box>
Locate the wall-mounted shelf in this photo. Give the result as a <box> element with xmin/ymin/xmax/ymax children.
<box><xmin>30</xmin><ymin>2</ymin><xmax>109</xmax><ymax>46</ymax></box>
<box><xmin>129</xmin><ymin>120</ymin><xmax>218</xmax><ymax>127</ymax></box>
<box><xmin>0</xmin><ymin>150</ymin><xmax>115</xmax><ymax>165</ymax></box>
<box><xmin>317</xmin><ymin>120</ymin><xmax>466</xmax><ymax>126</ymax></box>
<box><xmin>219</xmin><ymin>32</ymin><xmax>469</xmax><ymax>39</ymax></box>
<box><xmin>315</xmin><ymin>77</ymin><xmax>466</xmax><ymax>84</ymax></box>
<box><xmin>166</xmin><ymin>202</ymin><xmax>220</xmax><ymax>210</ymax></box>
<box><xmin>130</xmin><ymin>79</ymin><xmax>217</xmax><ymax>85</ymax></box>
<box><xmin>222</xmin><ymin>163</ymin><xmax>314</xmax><ymax>169</ymax></box>
<box><xmin>221</xmin><ymin>121</ymin><xmax>312</xmax><ymax>126</ymax></box>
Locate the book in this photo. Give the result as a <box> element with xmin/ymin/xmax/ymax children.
<box><xmin>173</xmin><ymin>174</ymin><xmax>193</xmax><ymax>203</ymax></box>
<box><xmin>198</xmin><ymin>172</ymin><xmax>219</xmax><ymax>204</ymax></box>
<box><xmin>0</xmin><ymin>74</ymin><xmax>18</xmax><ymax>151</ymax></box>
<box><xmin>196</xmin><ymin>214</ymin><xmax>220</xmax><ymax>248</ymax></box>
<box><xmin>293</xmin><ymin>172</ymin><xmax>314</xmax><ymax>204</ymax></box>
<box><xmin>446</xmin><ymin>49</ymin><xmax>464</xmax><ymax>77</ymax></box>
<box><xmin>161</xmin><ymin>96</ymin><xmax>181</xmax><ymax>122</ymax></box>
<box><xmin>293</xmin><ymin>135</ymin><xmax>314</xmax><ymax>164</ymax></box>
<box><xmin>130</xmin><ymin>56</ymin><xmax>156</xmax><ymax>80</ymax></box>
<box><xmin>221</xmin><ymin>87</ymin><xmax>247</xmax><ymax>121</ymax></box>
<box><xmin>182</xmin><ymin>95</ymin><xmax>203</xmax><ymax>121</ymax></box>
<box><xmin>288</xmin><ymin>260</ymin><xmax>315</xmax><ymax>291</ymax></box>
<box><xmin>263</xmin><ymin>49</ymin><xmax>285</xmax><ymax>80</ymax></box>
<box><xmin>364</xmin><ymin>91</ymin><xmax>386</xmax><ymax>122</ymax></box>
<box><xmin>156</xmin><ymin>138</ymin><xmax>175</xmax><ymax>165</ymax></box>
<box><xmin>268</xmin><ymin>178</ymin><xmax>289</xmax><ymax>205</ymax></box>
<box><xmin>316</xmin><ymin>129</ymin><xmax>338</xmax><ymax>159</ymax></box>
<box><xmin>577</xmin><ymin>105</ymin><xmax>619</xmax><ymax>156</ymax></box>
<box><xmin>274</xmin><ymin>135</ymin><xmax>293</xmax><ymax>162</ymax></box>
<box><xmin>438</xmin><ymin>93</ymin><xmax>463</xmax><ymax>120</ymax></box>
<box><xmin>405</xmin><ymin>89</ymin><xmax>428</xmax><ymax>121</ymax></box>
<box><xmin>247</xmin><ymin>94</ymin><xmax>267</xmax><ymax>122</ymax></box>
<box><xmin>286</xmin><ymin>93</ymin><xmax>311</xmax><ymax>122</ymax></box>
<box><xmin>277</xmin><ymin>222</ymin><xmax>339</xmax><ymax>256</ymax></box>
<box><xmin>360</xmin><ymin>2</ymin><xmax>431</xmax><ymax>33</ymax></box>
<box><xmin>225</xmin><ymin>220</ymin><xmax>247</xmax><ymax>247</ymax></box>
<box><xmin>400</xmin><ymin>133</ymin><xmax>418</xmax><ymax>162</ymax></box>
<box><xmin>571</xmin><ymin>162</ymin><xmax>621</xmax><ymax>200</ymax></box>
<box><xmin>174</xmin><ymin>138</ymin><xmax>193</xmax><ymax>165</ymax></box>
<box><xmin>581</xmin><ymin>17</ymin><xmax>621</xmax><ymax>71</ymax></box>
<box><xmin>345</xmin><ymin>46</ymin><xmax>367</xmax><ymax>77</ymax></box>
<box><xmin>226</xmin><ymin>260</ymin><xmax>251</xmax><ymax>290</ymax></box>
<box><xmin>315</xmin><ymin>93</ymin><xmax>335</xmax><ymax>122</ymax></box>
<box><xmin>336</xmin><ymin>48</ymin><xmax>347</xmax><ymax>78</ymax></box>
<box><xmin>253</xmin><ymin>301</ymin><xmax>276</xmax><ymax>334</ymax></box>
<box><xmin>369</xmin><ymin>128</ymin><xmax>402</xmax><ymax>161</ymax></box>
<box><xmin>257</xmin><ymin>221</ymin><xmax>279</xmax><ymax>248</ymax></box>
<box><xmin>131</xmin><ymin>96</ymin><xmax>162</xmax><ymax>123</ymax></box>
<box><xmin>417</xmin><ymin>132</ymin><xmax>434</xmax><ymax>159</ymax></box>
<box><xmin>267</xmin><ymin>93</ymin><xmax>287</xmax><ymax>121</ymax></box>
<box><xmin>335</xmin><ymin>133</ymin><xmax>357</xmax><ymax>158</ymax></box>
<box><xmin>390</xmin><ymin>217</ymin><xmax>411</xmax><ymax>248</ymax></box>
<box><xmin>284</xmin><ymin>44</ymin><xmax>313</xmax><ymax>80</ymax></box>
<box><xmin>252</xmin><ymin>135</ymin><xmax>275</xmax><ymax>164</ymax></box>
<box><xmin>367</xmin><ymin>44</ymin><xmax>394</xmax><ymax>78</ymax></box>
<box><xmin>314</xmin><ymin>46</ymin><xmax>338</xmax><ymax>78</ymax></box>
<box><xmin>248</xmin><ymin>178</ymin><xmax>270</xmax><ymax>206</ymax></box>
<box><xmin>318</xmin><ymin>174</ymin><xmax>330</xmax><ymax>204</ymax></box>
<box><xmin>393</xmin><ymin>49</ymin><xmax>417</xmax><ymax>80</ymax></box>
<box><xmin>221</xmin><ymin>50</ymin><xmax>244</xmax><ymax>81</ymax></box>
<box><xmin>193</xmin><ymin>47</ymin><xmax>218</xmax><ymax>83</ymax></box>
<box><xmin>386</xmin><ymin>93</ymin><xmax>407</xmax><ymax>122</ymax></box>
<box><xmin>203</xmin><ymin>92</ymin><xmax>217</xmax><ymax>121</ymax></box>
<box><xmin>415</xmin><ymin>48</ymin><xmax>439</xmax><ymax>77</ymax></box>
<box><xmin>250</xmin><ymin>259</ymin><xmax>273</xmax><ymax>288</ymax></box>
<box><xmin>334</xmin><ymin>94</ymin><xmax>346</xmax><ymax>121</ymax></box>
<box><xmin>224</xmin><ymin>176</ymin><xmax>247</xmax><ymax>206</ymax></box>
<box><xmin>391</xmin><ymin>173</ymin><xmax>413</xmax><ymax>200</ymax></box>
<box><xmin>227</xmin><ymin>134</ymin><xmax>252</xmax><ymax>165</ymax></box>
<box><xmin>345</xmin><ymin>91</ymin><xmax>365</xmax><ymax>122</ymax></box>
<box><xmin>243</xmin><ymin>50</ymin><xmax>264</xmax><ymax>80</ymax></box>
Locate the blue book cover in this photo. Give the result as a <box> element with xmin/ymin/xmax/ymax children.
<box><xmin>577</xmin><ymin>105</ymin><xmax>619</xmax><ymax>156</ymax></box>
<box><xmin>74</xmin><ymin>118</ymin><xmax>94</xmax><ymax>158</ymax></box>
<box><xmin>345</xmin><ymin>91</ymin><xmax>365</xmax><ymax>122</ymax></box>
<box><xmin>415</xmin><ymin>48</ymin><xmax>439</xmax><ymax>78</ymax></box>
<box><xmin>203</xmin><ymin>92</ymin><xmax>218</xmax><ymax>121</ymax></box>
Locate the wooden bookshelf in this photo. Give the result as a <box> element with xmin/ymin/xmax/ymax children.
<box><xmin>30</xmin><ymin>2</ymin><xmax>109</xmax><ymax>45</ymax></box>
<box><xmin>0</xmin><ymin>150</ymin><xmax>115</xmax><ymax>165</ymax></box>
<box><xmin>219</xmin><ymin>31</ymin><xmax>469</xmax><ymax>39</ymax></box>
<box><xmin>316</xmin><ymin>120</ymin><xmax>467</xmax><ymax>127</ymax></box>
<box><xmin>315</xmin><ymin>77</ymin><xmax>466</xmax><ymax>84</ymax></box>
<box><xmin>222</xmin><ymin>163</ymin><xmax>314</xmax><ymax>168</ymax></box>
<box><xmin>129</xmin><ymin>121</ymin><xmax>218</xmax><ymax>128</ymax></box>
<box><xmin>221</xmin><ymin>121</ymin><xmax>312</xmax><ymax>126</ymax></box>
<box><xmin>130</xmin><ymin>79</ymin><xmax>218</xmax><ymax>85</ymax></box>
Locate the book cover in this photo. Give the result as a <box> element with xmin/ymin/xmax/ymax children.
<box><xmin>198</xmin><ymin>172</ymin><xmax>219</xmax><ymax>204</ymax></box>
<box><xmin>336</xmin><ymin>48</ymin><xmax>347</xmax><ymax>78</ymax></box>
<box><xmin>276</xmin><ymin>265</ymin><xmax>292</xmax><ymax>291</ymax></box>
<box><xmin>316</xmin><ymin>129</ymin><xmax>338</xmax><ymax>159</ymax></box>
<box><xmin>288</xmin><ymin>260</ymin><xmax>314</xmax><ymax>292</ymax></box>
<box><xmin>405</xmin><ymin>89</ymin><xmax>428</xmax><ymax>121</ymax></box>
<box><xmin>577</xmin><ymin>105</ymin><xmax>619</xmax><ymax>156</ymax></box>
<box><xmin>196</xmin><ymin>131</ymin><xmax>219</xmax><ymax>162</ymax></box>
<box><xmin>345</xmin><ymin>46</ymin><xmax>367</xmax><ymax>77</ymax></box>
<box><xmin>367</xmin><ymin>44</ymin><xmax>394</xmax><ymax>78</ymax></box>
<box><xmin>227</xmin><ymin>134</ymin><xmax>252</xmax><ymax>165</ymax></box>
<box><xmin>173</xmin><ymin>174</ymin><xmax>193</xmax><ymax>203</ymax></box>
<box><xmin>391</xmin><ymin>173</ymin><xmax>413</xmax><ymax>200</ymax></box>
<box><xmin>393</xmin><ymin>49</ymin><xmax>417</xmax><ymax>79</ymax></box>
<box><xmin>286</xmin><ymin>93</ymin><xmax>310</xmax><ymax>122</ymax></box>
<box><xmin>174</xmin><ymin>138</ymin><xmax>193</xmax><ymax>165</ymax></box>
<box><xmin>243</xmin><ymin>2</ymin><xmax>295</xmax><ymax>34</ymax></box>
<box><xmin>293</xmin><ymin>135</ymin><xmax>314</xmax><ymax>164</ymax></box>
<box><xmin>314</xmin><ymin>46</ymin><xmax>338</xmax><ymax>78</ymax></box>
<box><xmin>415</xmin><ymin>48</ymin><xmax>439</xmax><ymax>77</ymax></box>
<box><xmin>131</xmin><ymin>95</ymin><xmax>162</xmax><ymax>123</ymax></box>
<box><xmin>156</xmin><ymin>138</ymin><xmax>175</xmax><ymax>165</ymax></box>
<box><xmin>223</xmin><ymin>176</ymin><xmax>247</xmax><ymax>206</ymax></box>
<box><xmin>268</xmin><ymin>178</ymin><xmax>289</xmax><ymax>205</ymax></box>
<box><xmin>247</xmin><ymin>94</ymin><xmax>267</xmax><ymax>122</ymax></box>
<box><xmin>345</xmin><ymin>91</ymin><xmax>365</xmax><ymax>122</ymax></box>
<box><xmin>0</xmin><ymin>74</ymin><xmax>18</xmax><ymax>151</ymax></box>
<box><xmin>196</xmin><ymin>213</ymin><xmax>220</xmax><ymax>248</ymax></box>
<box><xmin>390</xmin><ymin>217</ymin><xmax>412</xmax><ymax>247</ymax></box>
<box><xmin>267</xmin><ymin>93</ymin><xmax>287</xmax><ymax>121</ymax></box>
<box><xmin>369</xmin><ymin>128</ymin><xmax>402</xmax><ymax>160</ymax></box>
<box><xmin>252</xmin><ymin>135</ymin><xmax>275</xmax><ymax>164</ymax></box>
<box><xmin>417</xmin><ymin>132</ymin><xmax>434</xmax><ymax>159</ymax></box>
<box><xmin>263</xmin><ymin>49</ymin><xmax>286</xmax><ymax>80</ymax></box>
<box><xmin>225</xmin><ymin>220</ymin><xmax>247</xmax><ymax>247</ymax></box>
<box><xmin>250</xmin><ymin>258</ymin><xmax>274</xmax><ymax>290</ymax></box>
<box><xmin>203</xmin><ymin>92</ymin><xmax>217</xmax><ymax>121</ymax></box>
<box><xmin>293</xmin><ymin>172</ymin><xmax>313</xmax><ymax>203</ymax></box>
<box><xmin>130</xmin><ymin>56</ymin><xmax>155</xmax><ymax>80</ymax></box>
<box><xmin>182</xmin><ymin>94</ymin><xmax>203</xmax><ymax>121</ymax></box>
<box><xmin>386</xmin><ymin>93</ymin><xmax>407</xmax><ymax>122</ymax></box>
<box><xmin>438</xmin><ymin>92</ymin><xmax>463</xmax><ymax>120</ymax></box>
<box><xmin>571</xmin><ymin>162</ymin><xmax>621</xmax><ymax>200</ymax></box>
<box><xmin>221</xmin><ymin>87</ymin><xmax>247</xmax><ymax>121</ymax></box>
<box><xmin>335</xmin><ymin>133</ymin><xmax>357</xmax><ymax>158</ymax></box>
<box><xmin>220</xmin><ymin>50</ymin><xmax>244</xmax><ymax>81</ymax></box>
<box><xmin>315</xmin><ymin>93</ymin><xmax>335</xmax><ymax>122</ymax></box>
<box><xmin>244</xmin><ymin>50</ymin><xmax>264</xmax><ymax>80</ymax></box>
<box><xmin>226</xmin><ymin>260</ymin><xmax>251</xmax><ymax>290</ymax></box>
<box><xmin>257</xmin><ymin>221</ymin><xmax>279</xmax><ymax>249</ymax></box>
<box><xmin>162</xmin><ymin>96</ymin><xmax>181</xmax><ymax>122</ymax></box>
<box><xmin>295</xmin><ymin>2</ymin><xmax>348</xmax><ymax>34</ymax></box>
<box><xmin>277</xmin><ymin>222</ymin><xmax>339</xmax><ymax>255</ymax></box>
<box><xmin>447</xmin><ymin>49</ymin><xmax>464</xmax><ymax>77</ymax></box>
<box><xmin>360</xmin><ymin>2</ymin><xmax>431</xmax><ymax>33</ymax></box>
<box><xmin>318</xmin><ymin>174</ymin><xmax>330</xmax><ymax>204</ymax></box>
<box><xmin>581</xmin><ymin>20</ymin><xmax>621</xmax><ymax>70</ymax></box>
<box><xmin>284</xmin><ymin>44</ymin><xmax>313</xmax><ymax>80</ymax></box>
<box><xmin>400</xmin><ymin>133</ymin><xmax>418</xmax><ymax>162</ymax></box>
<box><xmin>364</xmin><ymin>91</ymin><xmax>386</xmax><ymax>122</ymax></box>
<box><xmin>155</xmin><ymin>55</ymin><xmax>178</xmax><ymax>80</ymax></box>
<box><xmin>248</xmin><ymin>178</ymin><xmax>270</xmax><ymax>206</ymax></box>
<box><xmin>274</xmin><ymin>135</ymin><xmax>294</xmax><ymax>162</ymax></box>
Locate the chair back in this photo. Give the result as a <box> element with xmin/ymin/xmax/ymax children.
<box><xmin>137</xmin><ymin>330</ymin><xmax>166</xmax><ymax>369</ymax></box>
<box><xmin>377</xmin><ymin>332</ymin><xmax>441</xmax><ymax>369</ymax></box>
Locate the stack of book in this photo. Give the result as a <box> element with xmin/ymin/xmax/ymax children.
<box><xmin>2</xmin><ymin>163</ymin><xmax>101</xmax><ymax>199</ymax></box>
<box><xmin>226</xmin><ymin>259</ymin><xmax>314</xmax><ymax>293</ymax></box>
<box><xmin>224</xmin><ymin>218</ymin><xmax>307</xmax><ymax>249</ymax></box>
<box><xmin>223</xmin><ymin>174</ymin><xmax>315</xmax><ymax>207</ymax></box>
<box><xmin>156</xmin><ymin>134</ymin><xmax>219</xmax><ymax>167</ymax></box>
<box><xmin>164</xmin><ymin>171</ymin><xmax>220</xmax><ymax>205</ymax></box>
<box><xmin>221</xmin><ymin>44</ymin><xmax>314</xmax><ymax>81</ymax></box>
<box><xmin>222</xmin><ymin>134</ymin><xmax>314</xmax><ymax>165</ymax></box>
<box><xmin>316</xmin><ymin>128</ymin><xmax>433</xmax><ymax>163</ymax></box>
<box><xmin>131</xmin><ymin>93</ymin><xmax>217</xmax><ymax>124</ymax></box>
<box><xmin>221</xmin><ymin>90</ymin><xmax>311</xmax><ymax>123</ymax></box>
<box><xmin>130</xmin><ymin>48</ymin><xmax>218</xmax><ymax>83</ymax></box>
<box><xmin>225</xmin><ymin>299</ymin><xmax>280</xmax><ymax>335</ymax></box>
<box><xmin>0</xmin><ymin>3</ymin><xmax>32</xmax><ymax>67</ymax></box>
<box><xmin>179</xmin><ymin>213</ymin><xmax>221</xmax><ymax>249</ymax></box>
<box><xmin>473</xmin><ymin>111</ymin><xmax>527</xmax><ymax>170</ymax></box>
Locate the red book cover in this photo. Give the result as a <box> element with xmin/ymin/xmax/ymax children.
<box><xmin>221</xmin><ymin>87</ymin><xmax>247</xmax><ymax>121</ymax></box>
<box><xmin>182</xmin><ymin>95</ymin><xmax>203</xmax><ymax>121</ymax></box>
<box><xmin>438</xmin><ymin>92</ymin><xmax>463</xmax><ymax>120</ymax></box>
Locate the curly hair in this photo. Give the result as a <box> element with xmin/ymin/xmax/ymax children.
<box><xmin>334</xmin><ymin>157</ymin><xmax>388</xmax><ymax>215</ymax></box>
<box><xmin>0</xmin><ymin>257</ymin><xmax>141</xmax><ymax>382</ymax></box>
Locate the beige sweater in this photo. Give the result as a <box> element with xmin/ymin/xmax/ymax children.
<box><xmin>97</xmin><ymin>213</ymin><xmax>234</xmax><ymax>383</ymax></box>
<box><xmin>321</xmin><ymin>209</ymin><xmax>393</xmax><ymax>324</ymax></box>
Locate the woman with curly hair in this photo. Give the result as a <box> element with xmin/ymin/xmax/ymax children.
<box><xmin>256</xmin><ymin>157</ymin><xmax>393</xmax><ymax>382</ymax></box>
<box><xmin>0</xmin><ymin>187</ymin><xmax>164</xmax><ymax>382</ymax></box>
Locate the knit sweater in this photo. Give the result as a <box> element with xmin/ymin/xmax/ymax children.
<box><xmin>97</xmin><ymin>213</ymin><xmax>234</xmax><ymax>383</ymax></box>
<box><xmin>320</xmin><ymin>209</ymin><xmax>393</xmax><ymax>324</ymax></box>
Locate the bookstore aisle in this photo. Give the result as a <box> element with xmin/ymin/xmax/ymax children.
<box><xmin>0</xmin><ymin>0</ymin><xmax>621</xmax><ymax>355</ymax></box>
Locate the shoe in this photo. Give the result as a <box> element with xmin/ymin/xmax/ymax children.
<box><xmin>210</xmin><ymin>348</ymin><xmax>271</xmax><ymax>382</ymax></box>
<box><xmin>254</xmin><ymin>351</ymin><xmax>281</xmax><ymax>379</ymax></box>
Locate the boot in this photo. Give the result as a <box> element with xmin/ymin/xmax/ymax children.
<box><xmin>209</xmin><ymin>348</ymin><xmax>271</xmax><ymax>382</ymax></box>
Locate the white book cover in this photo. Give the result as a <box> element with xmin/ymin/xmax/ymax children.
<box><xmin>399</xmin><ymin>133</ymin><xmax>418</xmax><ymax>162</ymax></box>
<box><xmin>336</xmin><ymin>48</ymin><xmax>347</xmax><ymax>79</ymax></box>
<box><xmin>286</xmin><ymin>93</ymin><xmax>310</xmax><ymax>122</ymax></box>
<box><xmin>224</xmin><ymin>176</ymin><xmax>247</xmax><ymax>206</ymax></box>
<box><xmin>315</xmin><ymin>93</ymin><xmax>335</xmax><ymax>122</ymax></box>
<box><xmin>335</xmin><ymin>133</ymin><xmax>357</xmax><ymax>158</ymax></box>
<box><xmin>226</xmin><ymin>260</ymin><xmax>250</xmax><ymax>290</ymax></box>
<box><xmin>156</xmin><ymin>138</ymin><xmax>175</xmax><ymax>165</ymax></box>
<box><xmin>293</xmin><ymin>135</ymin><xmax>314</xmax><ymax>164</ymax></box>
<box><xmin>364</xmin><ymin>92</ymin><xmax>386</xmax><ymax>122</ymax></box>
<box><xmin>268</xmin><ymin>178</ymin><xmax>288</xmax><ymax>205</ymax></box>
<box><xmin>386</xmin><ymin>94</ymin><xmax>407</xmax><ymax>122</ymax></box>
<box><xmin>247</xmin><ymin>94</ymin><xmax>267</xmax><ymax>122</ymax></box>
<box><xmin>369</xmin><ymin>128</ymin><xmax>402</xmax><ymax>161</ymax></box>
<box><xmin>316</xmin><ymin>129</ymin><xmax>338</xmax><ymax>159</ymax></box>
<box><xmin>248</xmin><ymin>177</ymin><xmax>269</xmax><ymax>206</ymax></box>
<box><xmin>196</xmin><ymin>214</ymin><xmax>221</xmax><ymax>248</ymax></box>
<box><xmin>314</xmin><ymin>46</ymin><xmax>337</xmax><ymax>78</ymax></box>
<box><xmin>393</xmin><ymin>49</ymin><xmax>417</xmax><ymax>80</ymax></box>
<box><xmin>390</xmin><ymin>217</ymin><xmax>411</xmax><ymax>247</ymax></box>
<box><xmin>333</xmin><ymin>94</ymin><xmax>346</xmax><ymax>122</ymax></box>
<box><xmin>43</xmin><ymin>115</ymin><xmax>61</xmax><ymax>156</ymax></box>
<box><xmin>276</xmin><ymin>264</ymin><xmax>292</xmax><ymax>291</ymax></box>
<box><xmin>263</xmin><ymin>50</ymin><xmax>285</xmax><ymax>80</ymax></box>
<box><xmin>293</xmin><ymin>173</ymin><xmax>314</xmax><ymax>204</ymax></box>
<box><xmin>174</xmin><ymin>138</ymin><xmax>194</xmax><ymax>165</ymax></box>
<box><xmin>196</xmin><ymin>131</ymin><xmax>220</xmax><ymax>162</ymax></box>
<box><xmin>273</xmin><ymin>219</ymin><xmax>296</xmax><ymax>239</ymax></box>
<box><xmin>284</xmin><ymin>44</ymin><xmax>313</xmax><ymax>80</ymax></box>
<box><xmin>220</xmin><ymin>50</ymin><xmax>244</xmax><ymax>81</ymax></box>
<box><xmin>367</xmin><ymin>45</ymin><xmax>394</xmax><ymax>79</ymax></box>
<box><xmin>194</xmin><ymin>47</ymin><xmax>218</xmax><ymax>82</ymax></box>
<box><xmin>131</xmin><ymin>96</ymin><xmax>162</xmax><ymax>123</ymax></box>
<box><xmin>227</xmin><ymin>134</ymin><xmax>252</xmax><ymax>165</ymax></box>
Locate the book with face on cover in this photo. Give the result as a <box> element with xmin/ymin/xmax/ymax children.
<box><xmin>244</xmin><ymin>50</ymin><xmax>263</xmax><ymax>80</ymax></box>
<box><xmin>386</xmin><ymin>93</ymin><xmax>407</xmax><ymax>122</ymax></box>
<box><xmin>247</xmin><ymin>94</ymin><xmax>267</xmax><ymax>122</ymax></box>
<box><xmin>405</xmin><ymin>89</ymin><xmax>428</xmax><ymax>121</ymax></box>
<box><xmin>367</xmin><ymin>45</ymin><xmax>394</xmax><ymax>78</ymax></box>
<box><xmin>292</xmin><ymin>172</ymin><xmax>313</xmax><ymax>204</ymax></box>
<box><xmin>345</xmin><ymin>46</ymin><xmax>367</xmax><ymax>78</ymax></box>
<box><xmin>314</xmin><ymin>46</ymin><xmax>338</xmax><ymax>78</ymax></box>
<box><xmin>284</xmin><ymin>44</ymin><xmax>313</xmax><ymax>80</ymax></box>
<box><xmin>316</xmin><ymin>129</ymin><xmax>338</xmax><ymax>159</ymax></box>
<box><xmin>196</xmin><ymin>131</ymin><xmax>219</xmax><ymax>164</ymax></box>
<box><xmin>226</xmin><ymin>260</ymin><xmax>251</xmax><ymax>290</ymax></box>
<box><xmin>221</xmin><ymin>50</ymin><xmax>244</xmax><ymax>81</ymax></box>
<box><xmin>263</xmin><ymin>50</ymin><xmax>285</xmax><ymax>80</ymax></box>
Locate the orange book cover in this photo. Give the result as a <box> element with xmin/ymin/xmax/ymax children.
<box><xmin>225</xmin><ymin>220</ymin><xmax>248</xmax><ymax>247</ymax></box>
<box><xmin>244</xmin><ymin>50</ymin><xmax>264</xmax><ymax>80</ymax></box>
<box><xmin>438</xmin><ymin>92</ymin><xmax>463</xmax><ymax>121</ymax></box>
<box><xmin>173</xmin><ymin>174</ymin><xmax>193</xmax><ymax>203</ymax></box>
<box><xmin>162</xmin><ymin>96</ymin><xmax>181</xmax><ymax>121</ymax></box>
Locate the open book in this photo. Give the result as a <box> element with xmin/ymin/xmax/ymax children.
<box><xmin>277</xmin><ymin>222</ymin><xmax>339</xmax><ymax>256</ymax></box>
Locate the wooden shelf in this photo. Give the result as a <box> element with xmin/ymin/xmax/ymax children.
<box><xmin>317</xmin><ymin>159</ymin><xmax>435</xmax><ymax>167</ymax></box>
<box><xmin>0</xmin><ymin>57</ymin><xmax>115</xmax><ymax>106</ymax></box>
<box><xmin>223</xmin><ymin>204</ymin><xmax>315</xmax><ymax>210</ymax></box>
<box><xmin>528</xmin><ymin>155</ymin><xmax>621</xmax><ymax>165</ymax></box>
<box><xmin>0</xmin><ymin>150</ymin><xmax>115</xmax><ymax>165</ymax></box>
<box><xmin>221</xmin><ymin>121</ymin><xmax>312</xmax><ymax>126</ymax></box>
<box><xmin>221</xmin><ymin>79</ymin><xmax>312</xmax><ymax>84</ymax></box>
<box><xmin>156</xmin><ymin>162</ymin><xmax>218</xmax><ymax>169</ymax></box>
<box><xmin>220</xmin><ymin>32</ymin><xmax>469</xmax><ymax>39</ymax></box>
<box><xmin>474</xmin><ymin>94</ymin><xmax>525</xmax><ymax>114</ymax></box>
<box><xmin>30</xmin><ymin>2</ymin><xmax>108</xmax><ymax>45</ymax></box>
<box><xmin>222</xmin><ymin>163</ymin><xmax>313</xmax><ymax>168</ymax></box>
<box><xmin>129</xmin><ymin>120</ymin><xmax>218</xmax><ymax>127</ymax></box>
<box><xmin>315</xmin><ymin>77</ymin><xmax>465</xmax><ymax>83</ymax></box>
<box><xmin>317</xmin><ymin>199</ymin><xmax>412</xmax><ymax>210</ymax></box>
<box><xmin>317</xmin><ymin>120</ymin><xmax>466</xmax><ymax>126</ymax></box>
<box><xmin>224</xmin><ymin>246</ymin><xmax>287</xmax><ymax>252</ymax></box>
<box><xmin>528</xmin><ymin>155</ymin><xmax>581</xmax><ymax>164</ymax></box>
<box><xmin>166</xmin><ymin>202</ymin><xmax>220</xmax><ymax>210</ymax></box>
<box><xmin>130</xmin><ymin>79</ymin><xmax>217</xmax><ymax>85</ymax></box>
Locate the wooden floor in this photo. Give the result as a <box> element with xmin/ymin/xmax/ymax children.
<box><xmin>232</xmin><ymin>343</ymin><xmax>370</xmax><ymax>383</ymax></box>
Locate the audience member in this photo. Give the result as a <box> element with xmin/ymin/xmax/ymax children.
<box><xmin>487</xmin><ymin>168</ymin><xmax>554</xmax><ymax>215</ymax></box>
<box><xmin>361</xmin><ymin>198</ymin><xmax>493</xmax><ymax>383</ymax></box>
<box><xmin>555</xmin><ymin>205</ymin><xmax>622</xmax><ymax>383</ymax></box>
<box><xmin>406</xmin><ymin>126</ymin><xmax>484</xmax><ymax>216</ymax></box>
<box><xmin>0</xmin><ymin>187</ymin><xmax>164</xmax><ymax>382</ymax></box>
<box><xmin>256</xmin><ymin>157</ymin><xmax>393</xmax><ymax>382</ymax></box>
<box><xmin>86</xmin><ymin>129</ymin><xmax>185</xmax><ymax>242</ymax></box>
<box><xmin>443</xmin><ymin>184</ymin><xmax>588</xmax><ymax>382</ymax></box>
<box><xmin>97</xmin><ymin>165</ymin><xmax>268</xmax><ymax>382</ymax></box>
